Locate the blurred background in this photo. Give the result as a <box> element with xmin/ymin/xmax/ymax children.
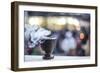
<box><xmin>24</xmin><ymin>11</ymin><xmax>90</xmax><ymax>56</ymax></box>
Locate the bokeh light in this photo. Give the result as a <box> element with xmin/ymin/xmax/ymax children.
<box><xmin>67</xmin><ymin>17</ymin><xmax>80</xmax><ymax>31</ymax></box>
<box><xmin>47</xmin><ymin>17</ymin><xmax>67</xmax><ymax>31</ymax></box>
<box><xmin>56</xmin><ymin>17</ymin><xmax>67</xmax><ymax>25</ymax></box>
<box><xmin>28</xmin><ymin>16</ymin><xmax>45</xmax><ymax>26</ymax></box>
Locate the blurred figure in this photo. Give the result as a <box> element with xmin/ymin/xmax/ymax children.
<box><xmin>80</xmin><ymin>27</ymin><xmax>89</xmax><ymax>45</ymax></box>
<box><xmin>76</xmin><ymin>27</ymin><xmax>90</xmax><ymax>56</ymax></box>
<box><xmin>60</xmin><ymin>31</ymin><xmax>77</xmax><ymax>55</ymax></box>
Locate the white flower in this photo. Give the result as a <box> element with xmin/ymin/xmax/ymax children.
<box><xmin>24</xmin><ymin>24</ymin><xmax>51</xmax><ymax>49</ymax></box>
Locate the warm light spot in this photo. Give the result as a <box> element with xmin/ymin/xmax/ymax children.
<box><xmin>47</xmin><ymin>17</ymin><xmax>56</xmax><ymax>25</ymax></box>
<box><xmin>67</xmin><ymin>17</ymin><xmax>79</xmax><ymax>26</ymax></box>
<box><xmin>76</xmin><ymin>26</ymin><xmax>81</xmax><ymax>31</ymax></box>
<box><xmin>28</xmin><ymin>16</ymin><xmax>44</xmax><ymax>26</ymax></box>
<box><xmin>47</xmin><ymin>17</ymin><xmax>66</xmax><ymax>30</ymax></box>
<box><xmin>56</xmin><ymin>17</ymin><xmax>67</xmax><ymax>25</ymax></box>
<box><xmin>67</xmin><ymin>17</ymin><xmax>80</xmax><ymax>31</ymax></box>
<box><xmin>47</xmin><ymin>17</ymin><xmax>66</xmax><ymax>25</ymax></box>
